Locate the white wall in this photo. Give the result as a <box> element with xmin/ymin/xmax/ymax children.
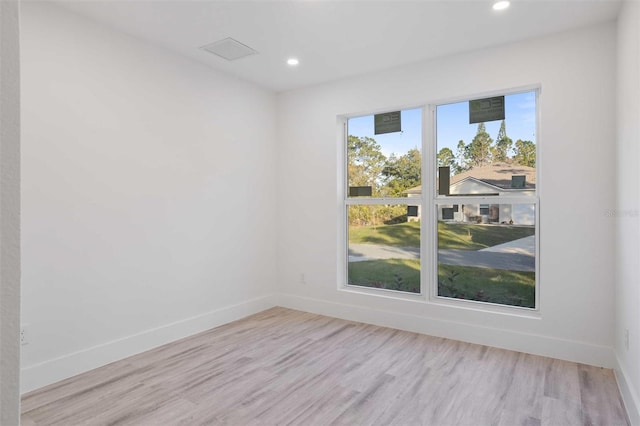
<box><xmin>18</xmin><ymin>1</ymin><xmax>631</xmax><ymax>412</ymax></box>
<box><xmin>0</xmin><ymin>0</ymin><xmax>21</xmax><ymax>423</ymax></box>
<box><xmin>615</xmin><ymin>1</ymin><xmax>640</xmax><ymax>424</ymax></box>
<box><xmin>20</xmin><ymin>2</ymin><xmax>277</xmax><ymax>392</ymax></box>
<box><xmin>277</xmin><ymin>23</ymin><xmax>617</xmax><ymax>367</ymax></box>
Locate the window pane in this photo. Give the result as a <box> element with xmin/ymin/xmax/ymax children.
<box><xmin>437</xmin><ymin>203</ymin><xmax>536</xmax><ymax>308</ymax></box>
<box><xmin>436</xmin><ymin>92</ymin><xmax>536</xmax><ymax>197</ymax></box>
<box><xmin>348</xmin><ymin>204</ymin><xmax>420</xmax><ymax>294</ymax></box>
<box><xmin>347</xmin><ymin>109</ymin><xmax>422</xmax><ymax>198</ymax></box>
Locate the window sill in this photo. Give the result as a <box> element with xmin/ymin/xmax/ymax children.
<box><xmin>339</xmin><ymin>284</ymin><xmax>427</xmax><ymax>303</ymax></box>
<box><xmin>428</xmin><ymin>295</ymin><xmax>541</xmax><ymax>319</ymax></box>
<box><xmin>338</xmin><ymin>284</ymin><xmax>541</xmax><ymax>319</ymax></box>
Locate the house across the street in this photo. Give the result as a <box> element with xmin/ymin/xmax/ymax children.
<box><xmin>405</xmin><ymin>162</ymin><xmax>536</xmax><ymax>225</ymax></box>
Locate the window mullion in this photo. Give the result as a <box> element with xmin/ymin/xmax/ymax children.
<box><xmin>345</xmin><ymin>197</ymin><xmax>418</xmax><ymax>206</ymax></box>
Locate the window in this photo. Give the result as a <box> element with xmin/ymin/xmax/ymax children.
<box><xmin>345</xmin><ymin>108</ymin><xmax>422</xmax><ymax>294</ymax></box>
<box><xmin>435</xmin><ymin>90</ymin><xmax>538</xmax><ymax>308</ymax></box>
<box><xmin>342</xmin><ymin>89</ymin><xmax>538</xmax><ymax>309</ymax></box>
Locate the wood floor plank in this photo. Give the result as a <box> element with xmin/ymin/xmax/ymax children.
<box><xmin>541</xmin><ymin>396</ymin><xmax>584</xmax><ymax>426</ymax></box>
<box><xmin>578</xmin><ymin>363</ymin><xmax>629</xmax><ymax>426</ymax></box>
<box><xmin>544</xmin><ymin>357</ymin><xmax>582</xmax><ymax>405</ymax></box>
<box><xmin>499</xmin><ymin>352</ymin><xmax>547</xmax><ymax>423</ymax></box>
<box><xmin>21</xmin><ymin>307</ymin><xmax>629</xmax><ymax>426</ymax></box>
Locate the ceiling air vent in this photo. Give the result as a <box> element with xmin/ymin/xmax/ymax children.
<box><xmin>200</xmin><ymin>37</ymin><xmax>257</xmax><ymax>61</ymax></box>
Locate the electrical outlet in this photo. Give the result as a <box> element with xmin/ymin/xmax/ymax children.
<box><xmin>20</xmin><ymin>326</ymin><xmax>29</xmax><ymax>346</ymax></box>
<box><xmin>625</xmin><ymin>329</ymin><xmax>629</xmax><ymax>351</ymax></box>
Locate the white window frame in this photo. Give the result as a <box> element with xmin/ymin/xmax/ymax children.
<box><xmin>426</xmin><ymin>87</ymin><xmax>541</xmax><ymax>312</ymax></box>
<box><xmin>338</xmin><ymin>108</ymin><xmax>426</xmax><ymax>299</ymax></box>
<box><xmin>337</xmin><ymin>86</ymin><xmax>540</xmax><ymax>314</ymax></box>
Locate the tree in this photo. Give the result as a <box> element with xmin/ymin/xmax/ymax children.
<box><xmin>492</xmin><ymin>120</ymin><xmax>513</xmax><ymax>162</ymax></box>
<box><xmin>513</xmin><ymin>139</ymin><xmax>536</xmax><ymax>167</ymax></box>
<box><xmin>347</xmin><ymin>135</ymin><xmax>387</xmax><ymax>194</ymax></box>
<box><xmin>456</xmin><ymin>140</ymin><xmax>469</xmax><ymax>173</ymax></box>
<box><xmin>347</xmin><ymin>135</ymin><xmax>388</xmax><ymax>226</ymax></box>
<box><xmin>437</xmin><ymin>147</ymin><xmax>455</xmax><ymax>168</ymax></box>
<box><xmin>382</xmin><ymin>148</ymin><xmax>421</xmax><ymax>196</ymax></box>
<box><xmin>437</xmin><ymin>147</ymin><xmax>462</xmax><ymax>174</ymax></box>
<box><xmin>465</xmin><ymin>123</ymin><xmax>493</xmax><ymax>167</ymax></box>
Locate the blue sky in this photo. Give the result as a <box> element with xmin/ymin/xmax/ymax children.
<box><xmin>347</xmin><ymin>91</ymin><xmax>536</xmax><ymax>158</ymax></box>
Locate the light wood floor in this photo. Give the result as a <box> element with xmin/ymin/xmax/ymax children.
<box><xmin>22</xmin><ymin>307</ymin><xmax>629</xmax><ymax>426</ymax></box>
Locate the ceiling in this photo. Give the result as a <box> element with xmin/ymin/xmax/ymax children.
<box><xmin>48</xmin><ymin>0</ymin><xmax>621</xmax><ymax>92</ymax></box>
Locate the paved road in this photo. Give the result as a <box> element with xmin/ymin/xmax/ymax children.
<box><xmin>438</xmin><ymin>249</ymin><xmax>534</xmax><ymax>272</ymax></box>
<box><xmin>349</xmin><ymin>235</ymin><xmax>535</xmax><ymax>272</ymax></box>
<box><xmin>349</xmin><ymin>244</ymin><xmax>419</xmax><ymax>263</ymax></box>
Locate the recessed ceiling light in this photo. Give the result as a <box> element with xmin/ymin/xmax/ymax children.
<box><xmin>493</xmin><ymin>0</ymin><xmax>510</xmax><ymax>10</ymax></box>
<box><xmin>287</xmin><ymin>58</ymin><xmax>300</xmax><ymax>66</ymax></box>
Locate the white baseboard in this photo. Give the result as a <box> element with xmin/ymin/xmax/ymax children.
<box><xmin>278</xmin><ymin>293</ymin><xmax>616</xmax><ymax>368</ymax></box>
<box><xmin>22</xmin><ymin>292</ymin><xmax>622</xmax><ymax>403</ymax></box>
<box><xmin>615</xmin><ymin>357</ymin><xmax>640</xmax><ymax>426</ymax></box>
<box><xmin>21</xmin><ymin>294</ymin><xmax>279</xmax><ymax>394</ymax></box>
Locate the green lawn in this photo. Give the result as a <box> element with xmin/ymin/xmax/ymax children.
<box><xmin>438</xmin><ymin>222</ymin><xmax>535</xmax><ymax>250</ymax></box>
<box><xmin>348</xmin><ymin>259</ymin><xmax>534</xmax><ymax>307</ymax></box>
<box><xmin>348</xmin><ymin>220</ymin><xmax>536</xmax><ymax>307</ymax></box>
<box><xmin>438</xmin><ymin>264</ymin><xmax>535</xmax><ymax>308</ymax></box>
<box><xmin>348</xmin><ymin>259</ymin><xmax>420</xmax><ymax>293</ymax></box>
<box><xmin>348</xmin><ymin>221</ymin><xmax>535</xmax><ymax>250</ymax></box>
<box><xmin>349</xmin><ymin>221</ymin><xmax>421</xmax><ymax>248</ymax></box>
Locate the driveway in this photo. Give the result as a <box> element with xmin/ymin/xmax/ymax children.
<box><xmin>479</xmin><ymin>235</ymin><xmax>535</xmax><ymax>257</ymax></box>
<box><xmin>438</xmin><ymin>249</ymin><xmax>534</xmax><ymax>272</ymax></box>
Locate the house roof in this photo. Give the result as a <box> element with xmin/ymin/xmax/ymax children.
<box><xmin>451</xmin><ymin>162</ymin><xmax>536</xmax><ymax>189</ymax></box>
<box><xmin>405</xmin><ymin>162</ymin><xmax>536</xmax><ymax>194</ymax></box>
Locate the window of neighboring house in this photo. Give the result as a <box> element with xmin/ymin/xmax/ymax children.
<box><xmin>442</xmin><ymin>208</ymin><xmax>454</xmax><ymax>220</ymax></box>
<box><xmin>435</xmin><ymin>90</ymin><xmax>538</xmax><ymax>309</ymax></box>
<box><xmin>345</xmin><ymin>108</ymin><xmax>422</xmax><ymax>294</ymax></box>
